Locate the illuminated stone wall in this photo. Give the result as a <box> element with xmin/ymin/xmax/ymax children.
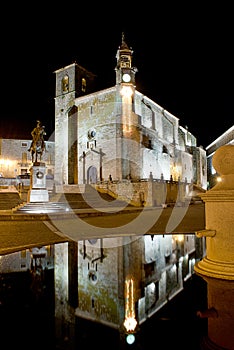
<box><xmin>0</xmin><ymin>138</ymin><xmax>54</xmax><ymax>178</ymax></box>
<box><xmin>54</xmin><ymin>86</ymin><xmax>205</xmax><ymax>187</ymax></box>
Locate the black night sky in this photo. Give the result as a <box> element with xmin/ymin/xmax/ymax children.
<box><xmin>0</xmin><ymin>4</ymin><xmax>233</xmax><ymax>148</ymax></box>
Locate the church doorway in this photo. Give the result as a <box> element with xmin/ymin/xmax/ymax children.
<box><xmin>87</xmin><ymin>166</ymin><xmax>98</xmax><ymax>184</ymax></box>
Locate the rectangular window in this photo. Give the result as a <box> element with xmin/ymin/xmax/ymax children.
<box><xmin>21</xmin><ymin>142</ymin><xmax>28</xmax><ymax>147</ymax></box>
<box><xmin>21</xmin><ymin>250</ymin><xmax>27</xmax><ymax>258</ymax></box>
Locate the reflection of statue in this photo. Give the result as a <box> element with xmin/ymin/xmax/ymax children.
<box><xmin>28</xmin><ymin>120</ymin><xmax>46</xmax><ymax>163</ymax></box>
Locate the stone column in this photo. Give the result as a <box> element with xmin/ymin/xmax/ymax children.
<box><xmin>194</xmin><ymin>144</ymin><xmax>234</xmax><ymax>280</ymax></box>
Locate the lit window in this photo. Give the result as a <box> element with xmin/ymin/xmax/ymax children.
<box><xmin>62</xmin><ymin>75</ymin><xmax>69</xmax><ymax>92</ymax></box>
<box><xmin>82</xmin><ymin>78</ymin><xmax>86</xmax><ymax>92</ymax></box>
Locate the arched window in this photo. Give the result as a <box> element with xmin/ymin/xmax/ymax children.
<box><xmin>62</xmin><ymin>75</ymin><xmax>69</xmax><ymax>93</ymax></box>
<box><xmin>82</xmin><ymin>78</ymin><xmax>86</xmax><ymax>92</ymax></box>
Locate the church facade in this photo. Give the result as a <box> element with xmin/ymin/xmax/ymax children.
<box><xmin>54</xmin><ymin>35</ymin><xmax>207</xmax><ymax>199</ymax></box>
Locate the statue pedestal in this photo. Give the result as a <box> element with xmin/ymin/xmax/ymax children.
<box><xmin>28</xmin><ymin>163</ymin><xmax>49</xmax><ymax>202</ymax></box>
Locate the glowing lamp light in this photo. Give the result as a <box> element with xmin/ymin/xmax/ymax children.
<box><xmin>126</xmin><ymin>333</ymin><xmax>135</xmax><ymax>345</ymax></box>
<box><xmin>120</xmin><ymin>86</ymin><xmax>133</xmax><ymax>97</ymax></box>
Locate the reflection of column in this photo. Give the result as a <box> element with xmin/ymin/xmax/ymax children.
<box><xmin>195</xmin><ymin>144</ymin><xmax>234</xmax><ymax>280</ymax></box>
<box><xmin>54</xmin><ymin>242</ymin><xmax>76</xmax><ymax>347</ymax></box>
<box><xmin>197</xmin><ymin>277</ymin><xmax>234</xmax><ymax>349</ymax></box>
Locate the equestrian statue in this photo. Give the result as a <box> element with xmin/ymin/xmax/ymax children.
<box><xmin>28</xmin><ymin>120</ymin><xmax>46</xmax><ymax>163</ymax></box>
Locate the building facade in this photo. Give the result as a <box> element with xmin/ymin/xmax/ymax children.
<box><xmin>0</xmin><ymin>138</ymin><xmax>55</xmax><ymax>179</ymax></box>
<box><xmin>54</xmin><ymin>35</ymin><xmax>207</xmax><ymax>196</ymax></box>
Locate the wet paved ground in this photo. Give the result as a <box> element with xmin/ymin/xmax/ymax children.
<box><xmin>0</xmin><ymin>203</ymin><xmax>205</xmax><ymax>255</ymax></box>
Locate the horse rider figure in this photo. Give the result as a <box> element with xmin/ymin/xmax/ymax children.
<box><xmin>28</xmin><ymin>120</ymin><xmax>46</xmax><ymax>163</ymax></box>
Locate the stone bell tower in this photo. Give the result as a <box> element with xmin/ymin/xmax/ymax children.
<box><xmin>54</xmin><ymin>62</ymin><xmax>96</xmax><ymax>186</ymax></box>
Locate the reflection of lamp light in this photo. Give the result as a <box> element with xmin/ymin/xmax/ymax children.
<box><xmin>123</xmin><ymin>277</ymin><xmax>137</xmax><ymax>332</ymax></box>
<box><xmin>173</xmin><ymin>234</ymin><xmax>184</xmax><ymax>242</ymax></box>
<box><xmin>126</xmin><ymin>333</ymin><xmax>135</xmax><ymax>345</ymax></box>
<box><xmin>216</xmin><ymin>176</ymin><xmax>222</xmax><ymax>183</ymax></box>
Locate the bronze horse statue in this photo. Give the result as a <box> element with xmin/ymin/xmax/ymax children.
<box><xmin>28</xmin><ymin>121</ymin><xmax>46</xmax><ymax>163</ymax></box>
<box><xmin>29</xmin><ymin>138</ymin><xmax>45</xmax><ymax>163</ymax></box>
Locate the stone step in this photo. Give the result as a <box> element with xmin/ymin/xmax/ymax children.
<box><xmin>0</xmin><ymin>193</ymin><xmax>23</xmax><ymax>209</ymax></box>
<box><xmin>1</xmin><ymin>185</ymin><xmax>132</xmax><ymax>213</ymax></box>
<box><xmin>14</xmin><ymin>202</ymin><xmax>69</xmax><ymax>213</ymax></box>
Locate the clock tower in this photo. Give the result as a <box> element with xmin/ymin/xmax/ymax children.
<box><xmin>115</xmin><ymin>33</ymin><xmax>138</xmax><ymax>86</ymax></box>
<box><xmin>115</xmin><ymin>34</ymin><xmax>141</xmax><ymax>180</ymax></box>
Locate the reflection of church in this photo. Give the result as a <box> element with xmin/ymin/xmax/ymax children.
<box><xmin>53</xmin><ymin>233</ymin><xmax>205</xmax><ymax>343</ymax></box>
<box><xmin>54</xmin><ymin>34</ymin><xmax>207</xmax><ymax>193</ymax></box>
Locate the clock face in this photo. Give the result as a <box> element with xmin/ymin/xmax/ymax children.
<box><xmin>122</xmin><ymin>73</ymin><xmax>131</xmax><ymax>83</ymax></box>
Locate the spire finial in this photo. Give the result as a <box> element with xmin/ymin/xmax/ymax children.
<box><xmin>122</xmin><ymin>32</ymin><xmax>125</xmax><ymax>44</ymax></box>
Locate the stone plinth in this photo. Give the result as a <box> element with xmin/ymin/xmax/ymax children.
<box><xmin>28</xmin><ymin>189</ymin><xmax>49</xmax><ymax>202</ymax></box>
<box><xmin>195</xmin><ymin>145</ymin><xmax>234</xmax><ymax>280</ymax></box>
<box><xmin>28</xmin><ymin>163</ymin><xmax>49</xmax><ymax>202</ymax></box>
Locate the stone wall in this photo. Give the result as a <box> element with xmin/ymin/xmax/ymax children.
<box><xmin>96</xmin><ymin>178</ymin><xmax>190</xmax><ymax>207</ymax></box>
